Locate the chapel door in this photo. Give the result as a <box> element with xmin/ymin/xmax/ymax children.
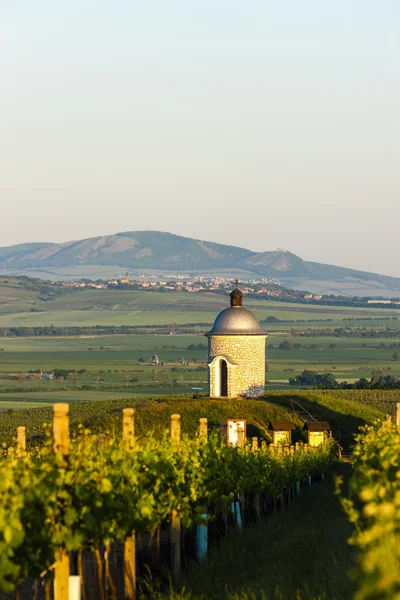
<box><xmin>220</xmin><ymin>360</ymin><xmax>228</xmax><ymax>397</ymax></box>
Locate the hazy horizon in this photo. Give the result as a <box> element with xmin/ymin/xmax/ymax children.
<box><xmin>1</xmin><ymin>2</ymin><xmax>399</xmax><ymax>276</ymax></box>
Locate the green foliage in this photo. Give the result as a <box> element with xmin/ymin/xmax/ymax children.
<box><xmin>340</xmin><ymin>419</ymin><xmax>400</xmax><ymax>599</ymax></box>
<box><xmin>288</xmin><ymin>368</ymin><xmax>400</xmax><ymax>390</ymax></box>
<box><xmin>278</xmin><ymin>340</ymin><xmax>300</xmax><ymax>350</ymax></box>
<box><xmin>289</xmin><ymin>369</ymin><xmax>338</xmax><ymax>387</ymax></box>
<box><xmin>187</xmin><ymin>344</ymin><xmax>207</xmax><ymax>351</ymax></box>
<box><xmin>151</xmin><ymin>464</ymin><xmax>354</xmax><ymax>600</ymax></box>
<box><xmin>0</xmin><ymin>430</ymin><xmax>334</xmax><ymax>592</ymax></box>
<box><xmin>53</xmin><ymin>368</ymin><xmax>69</xmax><ymax>379</ymax></box>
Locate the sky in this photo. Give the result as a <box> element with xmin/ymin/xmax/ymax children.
<box><xmin>1</xmin><ymin>1</ymin><xmax>399</xmax><ymax>276</ymax></box>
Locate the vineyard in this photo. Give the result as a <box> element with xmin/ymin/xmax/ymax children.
<box><xmin>263</xmin><ymin>391</ymin><xmax>386</xmax><ymax>447</ymax></box>
<box><xmin>316</xmin><ymin>389</ymin><xmax>400</xmax><ymax>418</ymax></box>
<box><xmin>0</xmin><ymin>403</ymin><xmax>335</xmax><ymax>599</ymax></box>
<box><xmin>341</xmin><ymin>418</ymin><xmax>400</xmax><ymax>600</ymax></box>
<box><xmin>0</xmin><ymin>396</ymin><xmax>305</xmax><ymax>448</ymax></box>
<box><xmin>264</xmin><ymin>389</ymin><xmax>400</xmax><ymax>415</ymax></box>
<box><xmin>0</xmin><ymin>390</ymin><xmax>388</xmax><ymax>450</ymax></box>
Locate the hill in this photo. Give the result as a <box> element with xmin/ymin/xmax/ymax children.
<box><xmin>1</xmin><ymin>230</ymin><xmax>400</xmax><ymax>296</ymax></box>
<box><xmin>0</xmin><ymin>392</ymin><xmax>382</xmax><ymax>447</ymax></box>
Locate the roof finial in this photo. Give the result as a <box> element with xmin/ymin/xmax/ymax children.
<box><xmin>230</xmin><ymin>282</ymin><xmax>243</xmax><ymax>307</ymax></box>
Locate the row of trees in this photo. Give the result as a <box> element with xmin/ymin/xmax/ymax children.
<box><xmin>0</xmin><ymin>324</ymin><xmax>212</xmax><ymax>337</ymax></box>
<box><xmin>289</xmin><ymin>368</ymin><xmax>400</xmax><ymax>389</ymax></box>
<box><xmin>288</xmin><ymin>326</ymin><xmax>400</xmax><ymax>338</ymax></box>
<box><xmin>278</xmin><ymin>340</ymin><xmax>400</xmax><ymax>351</ymax></box>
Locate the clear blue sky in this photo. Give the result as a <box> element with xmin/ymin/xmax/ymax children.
<box><xmin>1</xmin><ymin>1</ymin><xmax>399</xmax><ymax>275</ymax></box>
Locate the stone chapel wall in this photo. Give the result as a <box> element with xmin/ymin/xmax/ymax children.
<box><xmin>208</xmin><ymin>335</ymin><xmax>266</xmax><ymax>398</ymax></box>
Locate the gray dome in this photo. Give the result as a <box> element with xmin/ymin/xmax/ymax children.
<box><xmin>206</xmin><ymin>306</ymin><xmax>264</xmax><ymax>336</ymax></box>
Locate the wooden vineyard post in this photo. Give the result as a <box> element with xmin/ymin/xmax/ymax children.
<box><xmin>237</xmin><ymin>425</ymin><xmax>245</xmax><ymax>528</ymax></box>
<box><xmin>53</xmin><ymin>403</ymin><xmax>70</xmax><ymax>600</ymax></box>
<box><xmin>123</xmin><ymin>408</ymin><xmax>136</xmax><ymax>600</ymax></box>
<box><xmin>197</xmin><ymin>418</ymin><xmax>208</xmax><ymax>564</ymax></box>
<box><xmin>199</xmin><ymin>417</ymin><xmax>208</xmax><ymax>439</ymax></box>
<box><xmin>284</xmin><ymin>445</ymin><xmax>291</xmax><ymax>505</ymax></box>
<box><xmin>304</xmin><ymin>443</ymin><xmax>312</xmax><ymax>486</ymax></box>
<box><xmin>170</xmin><ymin>415</ymin><xmax>181</xmax><ymax>579</ymax></box>
<box><xmin>289</xmin><ymin>445</ymin><xmax>295</xmax><ymax>500</ymax></box>
<box><xmin>123</xmin><ymin>408</ymin><xmax>135</xmax><ymax>450</ymax></box>
<box><xmin>296</xmin><ymin>441</ymin><xmax>302</xmax><ymax>493</ymax></box>
<box><xmin>16</xmin><ymin>426</ymin><xmax>26</xmax><ymax>456</ymax></box>
<box><xmin>251</xmin><ymin>438</ymin><xmax>261</xmax><ymax>521</ymax></box>
<box><xmin>396</xmin><ymin>403</ymin><xmax>400</xmax><ymax>428</ymax></box>
<box><xmin>276</xmin><ymin>444</ymin><xmax>284</xmax><ymax>507</ymax></box>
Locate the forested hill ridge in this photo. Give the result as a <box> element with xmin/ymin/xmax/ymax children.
<box><xmin>1</xmin><ymin>230</ymin><xmax>400</xmax><ymax>297</ymax></box>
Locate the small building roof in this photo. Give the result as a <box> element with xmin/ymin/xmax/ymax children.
<box><xmin>206</xmin><ymin>286</ymin><xmax>266</xmax><ymax>337</ymax></box>
<box><xmin>303</xmin><ymin>421</ymin><xmax>331</xmax><ymax>431</ymax></box>
<box><xmin>268</xmin><ymin>421</ymin><xmax>296</xmax><ymax>431</ymax></box>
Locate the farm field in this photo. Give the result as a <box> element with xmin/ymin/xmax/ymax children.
<box><xmin>1</xmin><ymin>307</ymin><xmax>397</xmax><ymax>328</ymax></box>
<box><xmin>1</xmin><ymin>282</ymin><xmax>399</xmax><ymax>326</ymax></box>
<box><xmin>0</xmin><ymin>332</ymin><xmax>399</xmax><ymax>408</ymax></box>
<box><xmin>1</xmin><ymin>284</ymin><xmax>400</xmax><ymax>406</ymax></box>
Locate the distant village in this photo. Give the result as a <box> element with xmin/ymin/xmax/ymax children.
<box><xmin>57</xmin><ymin>274</ymin><xmax>400</xmax><ymax>307</ymax></box>
<box><xmin>60</xmin><ymin>273</ymin><xmax>286</xmax><ymax>296</ymax></box>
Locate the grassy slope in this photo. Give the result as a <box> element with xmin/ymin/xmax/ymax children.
<box><xmin>0</xmin><ymin>390</ymin><xmax>183</xmax><ymax>412</ymax></box>
<box><xmin>0</xmin><ymin>392</ymin><xmax>383</xmax><ymax>447</ymax></box>
<box><xmin>0</xmin><ymin>397</ymin><xmax>304</xmax><ymax>446</ymax></box>
<box><xmin>265</xmin><ymin>391</ymin><xmax>384</xmax><ymax>446</ymax></box>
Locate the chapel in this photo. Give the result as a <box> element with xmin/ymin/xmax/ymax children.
<box><xmin>206</xmin><ymin>285</ymin><xmax>267</xmax><ymax>398</ymax></box>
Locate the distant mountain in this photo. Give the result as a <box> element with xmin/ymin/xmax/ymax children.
<box><xmin>1</xmin><ymin>231</ymin><xmax>400</xmax><ymax>297</ymax></box>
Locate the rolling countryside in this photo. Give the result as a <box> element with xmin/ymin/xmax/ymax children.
<box><xmin>0</xmin><ymin>276</ymin><xmax>399</xmax><ymax>410</ymax></box>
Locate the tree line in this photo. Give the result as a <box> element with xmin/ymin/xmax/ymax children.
<box><xmin>289</xmin><ymin>368</ymin><xmax>400</xmax><ymax>389</ymax></box>
<box><xmin>0</xmin><ymin>324</ymin><xmax>211</xmax><ymax>337</ymax></box>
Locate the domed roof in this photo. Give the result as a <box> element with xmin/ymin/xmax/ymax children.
<box><xmin>206</xmin><ymin>285</ymin><xmax>265</xmax><ymax>336</ymax></box>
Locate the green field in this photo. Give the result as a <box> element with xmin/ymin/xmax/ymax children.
<box><xmin>0</xmin><ymin>332</ymin><xmax>399</xmax><ymax>410</ymax></box>
<box><xmin>1</xmin><ymin>281</ymin><xmax>399</xmax><ymax>327</ymax></box>
<box><xmin>1</xmin><ymin>281</ymin><xmax>400</xmax><ymax>407</ymax></box>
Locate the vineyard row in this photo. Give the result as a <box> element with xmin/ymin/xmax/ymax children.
<box><xmin>0</xmin><ymin>404</ymin><xmax>335</xmax><ymax>599</ymax></box>
<box><xmin>342</xmin><ymin>417</ymin><xmax>400</xmax><ymax>600</ymax></box>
